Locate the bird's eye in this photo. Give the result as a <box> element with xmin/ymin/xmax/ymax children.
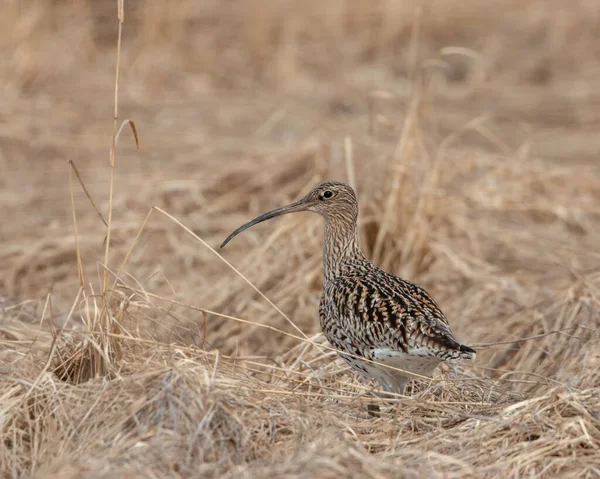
<box><xmin>322</xmin><ymin>190</ymin><xmax>334</xmax><ymax>200</ymax></box>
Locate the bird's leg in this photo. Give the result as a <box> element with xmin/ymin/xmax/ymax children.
<box><xmin>358</xmin><ymin>378</ymin><xmax>383</xmax><ymax>417</ymax></box>
<box><xmin>367</xmin><ymin>403</ymin><xmax>381</xmax><ymax>417</ymax></box>
<box><xmin>366</xmin><ymin>383</ymin><xmax>396</xmax><ymax>417</ymax></box>
<box><xmin>373</xmin><ymin>383</ymin><xmax>395</xmax><ymax>399</ymax></box>
<box><xmin>370</xmin><ymin>381</ymin><xmax>411</xmax><ymax>417</ymax></box>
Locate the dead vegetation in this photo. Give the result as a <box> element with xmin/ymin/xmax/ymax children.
<box><xmin>1</xmin><ymin>0</ymin><xmax>600</xmax><ymax>477</ymax></box>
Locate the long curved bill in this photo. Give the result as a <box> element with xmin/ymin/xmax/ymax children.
<box><xmin>220</xmin><ymin>199</ymin><xmax>306</xmax><ymax>248</ymax></box>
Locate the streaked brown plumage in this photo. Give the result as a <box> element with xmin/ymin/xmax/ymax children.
<box><xmin>221</xmin><ymin>181</ymin><xmax>475</xmax><ymax>395</ymax></box>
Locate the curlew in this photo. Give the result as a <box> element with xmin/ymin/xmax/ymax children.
<box><xmin>221</xmin><ymin>181</ymin><xmax>475</xmax><ymax>400</ymax></box>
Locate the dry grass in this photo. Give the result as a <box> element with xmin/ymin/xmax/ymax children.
<box><xmin>2</xmin><ymin>0</ymin><xmax>600</xmax><ymax>477</ymax></box>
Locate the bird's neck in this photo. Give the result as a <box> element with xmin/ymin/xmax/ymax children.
<box><xmin>322</xmin><ymin>217</ymin><xmax>364</xmax><ymax>280</ymax></box>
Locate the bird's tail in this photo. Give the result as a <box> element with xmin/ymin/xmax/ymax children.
<box><xmin>458</xmin><ymin>343</ymin><xmax>476</xmax><ymax>360</ymax></box>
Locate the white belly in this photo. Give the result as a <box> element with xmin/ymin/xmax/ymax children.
<box><xmin>363</xmin><ymin>349</ymin><xmax>442</xmax><ymax>394</ymax></box>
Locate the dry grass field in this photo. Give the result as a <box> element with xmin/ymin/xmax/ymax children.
<box><xmin>2</xmin><ymin>0</ymin><xmax>600</xmax><ymax>477</ymax></box>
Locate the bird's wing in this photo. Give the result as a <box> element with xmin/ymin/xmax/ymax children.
<box><xmin>331</xmin><ymin>272</ymin><xmax>474</xmax><ymax>359</ymax></box>
<box><xmin>377</xmin><ymin>272</ymin><xmax>475</xmax><ymax>358</ymax></box>
<box><xmin>379</xmin><ymin>270</ymin><xmax>452</xmax><ymax>327</ymax></box>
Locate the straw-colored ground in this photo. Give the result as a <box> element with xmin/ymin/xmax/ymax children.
<box><xmin>2</xmin><ymin>1</ymin><xmax>600</xmax><ymax>477</ymax></box>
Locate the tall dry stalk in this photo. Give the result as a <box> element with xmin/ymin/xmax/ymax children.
<box><xmin>53</xmin><ymin>0</ymin><xmax>136</xmax><ymax>383</ymax></box>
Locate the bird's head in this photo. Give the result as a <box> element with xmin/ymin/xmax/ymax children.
<box><xmin>220</xmin><ymin>181</ymin><xmax>358</xmax><ymax>248</ymax></box>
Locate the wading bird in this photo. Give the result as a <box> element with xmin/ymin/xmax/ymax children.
<box><xmin>221</xmin><ymin>181</ymin><xmax>475</xmax><ymax>400</ymax></box>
